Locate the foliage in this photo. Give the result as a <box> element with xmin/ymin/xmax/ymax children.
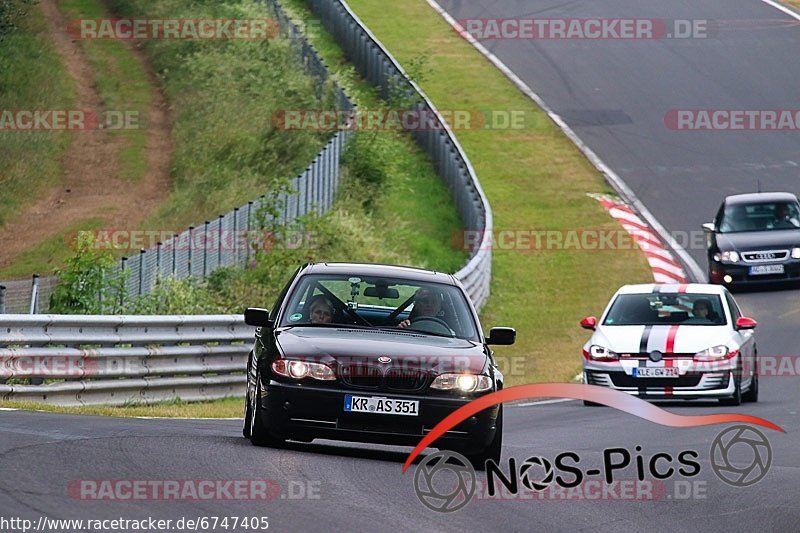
<box><xmin>49</xmin><ymin>234</ymin><xmax>127</xmax><ymax>314</ymax></box>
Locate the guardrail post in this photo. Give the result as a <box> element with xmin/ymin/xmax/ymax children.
<box><xmin>29</xmin><ymin>274</ymin><xmax>40</xmax><ymax>314</ymax></box>
<box><xmin>0</xmin><ymin>285</ymin><xmax>6</xmax><ymax>314</ymax></box>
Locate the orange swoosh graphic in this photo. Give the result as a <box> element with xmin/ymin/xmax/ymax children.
<box><xmin>402</xmin><ymin>383</ymin><xmax>784</xmax><ymax>473</ymax></box>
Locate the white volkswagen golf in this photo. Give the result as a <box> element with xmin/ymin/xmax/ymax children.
<box><xmin>580</xmin><ymin>284</ymin><xmax>758</xmax><ymax>406</ymax></box>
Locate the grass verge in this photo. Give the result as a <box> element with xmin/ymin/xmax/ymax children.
<box><xmin>0</xmin><ymin>1</ymin><xmax>74</xmax><ymax>226</ymax></box>
<box><xmin>0</xmin><ymin>397</ymin><xmax>242</xmax><ymax>418</ymax></box>
<box><xmin>345</xmin><ymin>0</ymin><xmax>653</xmax><ymax>384</ymax></box>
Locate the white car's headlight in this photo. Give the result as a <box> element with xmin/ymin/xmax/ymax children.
<box><xmin>713</xmin><ymin>251</ymin><xmax>740</xmax><ymax>263</ymax></box>
<box><xmin>694</xmin><ymin>345</ymin><xmax>732</xmax><ymax>362</ymax></box>
<box><xmin>588</xmin><ymin>345</ymin><xmax>619</xmax><ymax>361</ymax></box>
<box><xmin>791</xmin><ymin>247</ymin><xmax>800</xmax><ymax>260</ymax></box>
<box><xmin>272</xmin><ymin>360</ymin><xmax>335</xmax><ymax>381</ymax></box>
<box><xmin>431</xmin><ymin>373</ymin><xmax>493</xmax><ymax>393</ymax></box>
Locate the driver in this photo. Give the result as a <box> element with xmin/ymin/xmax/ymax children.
<box><xmin>398</xmin><ymin>288</ymin><xmax>445</xmax><ymax>329</ymax></box>
<box><xmin>767</xmin><ymin>203</ymin><xmax>800</xmax><ymax>229</ymax></box>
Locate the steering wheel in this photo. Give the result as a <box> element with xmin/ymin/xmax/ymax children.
<box><xmin>409</xmin><ymin>316</ymin><xmax>456</xmax><ymax>336</ymax></box>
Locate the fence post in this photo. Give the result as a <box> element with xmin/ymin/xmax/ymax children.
<box><xmin>232</xmin><ymin>207</ymin><xmax>240</xmax><ymax>268</ymax></box>
<box><xmin>29</xmin><ymin>274</ymin><xmax>40</xmax><ymax>314</ymax></box>
<box><xmin>203</xmin><ymin>221</ymin><xmax>210</xmax><ymax>277</ymax></box>
<box><xmin>172</xmin><ymin>234</ymin><xmax>178</xmax><ymax>276</ymax></box>
<box><xmin>218</xmin><ymin>214</ymin><xmax>224</xmax><ymax>268</ymax></box>
<box><xmin>138</xmin><ymin>249</ymin><xmax>145</xmax><ymax>296</ymax></box>
<box><xmin>120</xmin><ymin>256</ymin><xmax>128</xmax><ymax>308</ymax></box>
<box><xmin>246</xmin><ymin>202</ymin><xmax>253</xmax><ymax>266</ymax></box>
<box><xmin>0</xmin><ymin>285</ymin><xmax>6</xmax><ymax>314</ymax></box>
<box><xmin>187</xmin><ymin>226</ymin><xmax>195</xmax><ymax>277</ymax></box>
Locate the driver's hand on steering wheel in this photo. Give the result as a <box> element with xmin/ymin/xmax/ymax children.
<box><xmin>397</xmin><ymin>319</ymin><xmax>411</xmax><ymax>328</ymax></box>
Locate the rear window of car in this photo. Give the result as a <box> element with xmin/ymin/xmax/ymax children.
<box><xmin>603</xmin><ymin>293</ymin><xmax>727</xmax><ymax>326</ymax></box>
<box><xmin>718</xmin><ymin>201</ymin><xmax>800</xmax><ymax>233</ymax></box>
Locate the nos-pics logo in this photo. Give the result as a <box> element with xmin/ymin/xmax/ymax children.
<box><xmin>413</xmin><ymin>425</ymin><xmax>772</xmax><ymax>512</ymax></box>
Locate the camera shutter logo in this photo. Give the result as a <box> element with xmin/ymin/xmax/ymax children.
<box><xmin>520</xmin><ymin>456</ymin><xmax>554</xmax><ymax>491</ymax></box>
<box><xmin>710</xmin><ymin>425</ymin><xmax>772</xmax><ymax>487</ymax></box>
<box><xmin>413</xmin><ymin>451</ymin><xmax>476</xmax><ymax>512</ymax></box>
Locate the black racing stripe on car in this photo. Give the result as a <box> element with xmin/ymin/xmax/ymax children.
<box><xmin>639</xmin><ymin>325</ymin><xmax>653</xmax><ymax>354</ymax></box>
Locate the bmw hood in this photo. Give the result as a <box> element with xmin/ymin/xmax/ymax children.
<box><xmin>589</xmin><ymin>325</ymin><xmax>735</xmax><ymax>355</ymax></box>
<box><xmin>275</xmin><ymin>327</ymin><xmax>488</xmax><ymax>374</ymax></box>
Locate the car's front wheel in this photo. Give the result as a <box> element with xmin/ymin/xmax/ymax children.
<box><xmin>719</xmin><ymin>371</ymin><xmax>742</xmax><ymax>406</ymax></box>
<box><xmin>249</xmin><ymin>370</ymin><xmax>286</xmax><ymax>448</ymax></box>
<box><xmin>742</xmin><ymin>370</ymin><xmax>759</xmax><ymax>403</ymax></box>
<box><xmin>464</xmin><ymin>407</ymin><xmax>503</xmax><ymax>470</ymax></box>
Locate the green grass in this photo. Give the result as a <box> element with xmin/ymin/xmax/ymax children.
<box><xmin>0</xmin><ymin>396</ymin><xmax>243</xmax><ymax>418</ymax></box>
<box><xmin>59</xmin><ymin>0</ymin><xmax>151</xmax><ymax>181</ymax></box>
<box><xmin>345</xmin><ymin>0</ymin><xmax>653</xmax><ymax>384</ymax></box>
<box><xmin>0</xmin><ymin>2</ymin><xmax>74</xmax><ymax>226</ymax></box>
<box><xmin>0</xmin><ymin>218</ymin><xmax>104</xmax><ymax>278</ymax></box>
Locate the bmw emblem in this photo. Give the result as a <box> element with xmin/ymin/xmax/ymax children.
<box><xmin>649</xmin><ymin>350</ymin><xmax>663</xmax><ymax>363</ymax></box>
<box><xmin>378</xmin><ymin>356</ymin><xmax>392</xmax><ymax>364</ymax></box>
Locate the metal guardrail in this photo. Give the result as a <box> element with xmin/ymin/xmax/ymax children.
<box><xmin>0</xmin><ymin>315</ymin><xmax>252</xmax><ymax>406</ymax></box>
<box><xmin>305</xmin><ymin>0</ymin><xmax>493</xmax><ymax>310</ymax></box>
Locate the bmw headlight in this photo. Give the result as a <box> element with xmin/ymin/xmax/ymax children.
<box><xmin>589</xmin><ymin>345</ymin><xmax>619</xmax><ymax>361</ymax></box>
<box><xmin>272</xmin><ymin>359</ymin><xmax>335</xmax><ymax>381</ymax></box>
<box><xmin>713</xmin><ymin>251</ymin><xmax>740</xmax><ymax>264</ymax></box>
<box><xmin>431</xmin><ymin>373</ymin><xmax>492</xmax><ymax>393</ymax></box>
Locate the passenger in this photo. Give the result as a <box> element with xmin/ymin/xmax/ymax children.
<box><xmin>307</xmin><ymin>295</ymin><xmax>334</xmax><ymax>324</ymax></box>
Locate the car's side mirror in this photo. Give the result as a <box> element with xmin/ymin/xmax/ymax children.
<box><xmin>487</xmin><ymin>327</ymin><xmax>516</xmax><ymax>345</ymax></box>
<box><xmin>702</xmin><ymin>222</ymin><xmax>715</xmax><ymax>233</ymax></box>
<box><xmin>735</xmin><ymin>317</ymin><xmax>757</xmax><ymax>330</ymax></box>
<box><xmin>580</xmin><ymin>316</ymin><xmax>597</xmax><ymax>331</ymax></box>
<box><xmin>244</xmin><ymin>308</ymin><xmax>271</xmax><ymax>327</ymax></box>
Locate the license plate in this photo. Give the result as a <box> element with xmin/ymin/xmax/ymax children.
<box><xmin>343</xmin><ymin>394</ymin><xmax>419</xmax><ymax>416</ymax></box>
<box><xmin>749</xmin><ymin>264</ymin><xmax>784</xmax><ymax>275</ymax></box>
<box><xmin>632</xmin><ymin>367</ymin><xmax>679</xmax><ymax>378</ymax></box>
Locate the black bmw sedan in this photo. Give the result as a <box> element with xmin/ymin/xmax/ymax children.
<box><xmin>704</xmin><ymin>192</ymin><xmax>800</xmax><ymax>286</ymax></box>
<box><xmin>242</xmin><ymin>262</ymin><xmax>515</xmax><ymax>467</ymax></box>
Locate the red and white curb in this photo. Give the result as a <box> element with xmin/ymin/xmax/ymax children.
<box><xmin>589</xmin><ymin>193</ymin><xmax>688</xmax><ymax>284</ymax></box>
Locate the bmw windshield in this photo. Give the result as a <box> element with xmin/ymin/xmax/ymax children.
<box><xmin>279</xmin><ymin>274</ymin><xmax>480</xmax><ymax>341</ymax></box>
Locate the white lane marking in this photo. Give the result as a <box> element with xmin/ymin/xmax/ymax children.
<box><xmin>424</xmin><ymin>0</ymin><xmax>705</xmax><ymax>283</ymax></box>
<box><xmin>759</xmin><ymin>0</ymin><xmax>800</xmax><ymax>20</ymax></box>
<box><xmin>512</xmin><ymin>398</ymin><xmax>577</xmax><ymax>407</ymax></box>
<box><xmin>135</xmin><ymin>417</ymin><xmax>240</xmax><ymax>420</ymax></box>
<box><xmin>0</xmin><ymin>407</ymin><xmax>19</xmax><ymax>411</ymax></box>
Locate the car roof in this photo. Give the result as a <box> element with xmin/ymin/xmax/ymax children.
<box><xmin>301</xmin><ymin>262</ymin><xmax>456</xmax><ymax>284</ymax></box>
<box><xmin>724</xmin><ymin>192</ymin><xmax>799</xmax><ymax>205</ymax></box>
<box><xmin>616</xmin><ymin>283</ymin><xmax>727</xmax><ymax>295</ymax></box>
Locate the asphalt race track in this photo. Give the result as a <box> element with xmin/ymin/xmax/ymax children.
<box><xmin>3</xmin><ymin>0</ymin><xmax>800</xmax><ymax>531</ymax></box>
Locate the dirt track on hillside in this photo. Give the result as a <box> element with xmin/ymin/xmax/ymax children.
<box><xmin>0</xmin><ymin>0</ymin><xmax>172</xmax><ymax>272</ymax></box>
